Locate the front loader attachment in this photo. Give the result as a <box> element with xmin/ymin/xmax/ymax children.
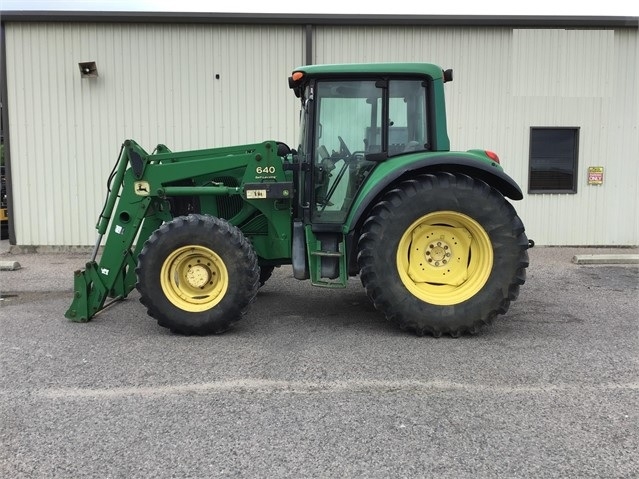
<box><xmin>65</xmin><ymin>140</ymin><xmax>167</xmax><ymax>322</ymax></box>
<box><xmin>66</xmin><ymin>254</ymin><xmax>139</xmax><ymax>321</ymax></box>
<box><xmin>65</xmin><ymin>138</ymin><xmax>286</xmax><ymax>323</ymax></box>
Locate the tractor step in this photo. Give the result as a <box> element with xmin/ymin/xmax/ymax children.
<box><xmin>305</xmin><ymin>226</ymin><xmax>348</xmax><ymax>288</ymax></box>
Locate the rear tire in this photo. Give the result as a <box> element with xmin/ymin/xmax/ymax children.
<box><xmin>136</xmin><ymin>214</ymin><xmax>259</xmax><ymax>335</ymax></box>
<box><xmin>357</xmin><ymin>172</ymin><xmax>528</xmax><ymax>337</ymax></box>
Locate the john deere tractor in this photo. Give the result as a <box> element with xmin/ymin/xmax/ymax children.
<box><xmin>65</xmin><ymin>62</ymin><xmax>529</xmax><ymax>337</ymax></box>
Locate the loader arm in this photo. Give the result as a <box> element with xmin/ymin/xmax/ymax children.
<box><xmin>65</xmin><ymin>139</ymin><xmax>288</xmax><ymax>322</ymax></box>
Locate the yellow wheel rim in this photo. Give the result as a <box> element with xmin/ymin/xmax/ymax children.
<box><xmin>160</xmin><ymin>245</ymin><xmax>229</xmax><ymax>312</ymax></box>
<box><xmin>396</xmin><ymin>211</ymin><xmax>493</xmax><ymax>306</ymax></box>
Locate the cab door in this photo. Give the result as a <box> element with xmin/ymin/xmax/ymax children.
<box><xmin>302</xmin><ymin>79</ymin><xmax>383</xmax><ymax>285</ymax></box>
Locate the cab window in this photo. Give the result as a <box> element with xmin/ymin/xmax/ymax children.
<box><xmin>311</xmin><ymin>79</ymin><xmax>429</xmax><ymax>223</ymax></box>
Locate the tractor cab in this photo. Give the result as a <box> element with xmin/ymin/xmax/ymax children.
<box><xmin>288</xmin><ymin>64</ymin><xmax>452</xmax><ymax>285</ymax></box>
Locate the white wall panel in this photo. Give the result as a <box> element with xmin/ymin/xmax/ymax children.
<box><xmin>5</xmin><ymin>22</ymin><xmax>304</xmax><ymax>246</ymax></box>
<box><xmin>314</xmin><ymin>26</ymin><xmax>638</xmax><ymax>245</ymax></box>
<box><xmin>5</xmin><ymin>22</ymin><xmax>638</xmax><ymax>247</ymax></box>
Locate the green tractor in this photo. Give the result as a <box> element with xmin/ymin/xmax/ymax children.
<box><xmin>65</xmin><ymin>62</ymin><xmax>529</xmax><ymax>337</ymax></box>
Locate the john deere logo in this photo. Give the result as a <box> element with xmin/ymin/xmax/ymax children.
<box><xmin>134</xmin><ymin>181</ymin><xmax>150</xmax><ymax>196</ymax></box>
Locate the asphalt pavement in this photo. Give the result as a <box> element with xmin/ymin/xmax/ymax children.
<box><xmin>1</xmin><ymin>240</ymin><xmax>638</xmax><ymax>478</ymax></box>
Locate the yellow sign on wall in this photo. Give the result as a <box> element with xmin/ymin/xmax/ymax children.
<box><xmin>587</xmin><ymin>166</ymin><xmax>604</xmax><ymax>185</ymax></box>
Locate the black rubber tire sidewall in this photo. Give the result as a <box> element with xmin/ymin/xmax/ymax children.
<box><xmin>136</xmin><ymin>214</ymin><xmax>259</xmax><ymax>335</ymax></box>
<box><xmin>357</xmin><ymin>172</ymin><xmax>528</xmax><ymax>336</ymax></box>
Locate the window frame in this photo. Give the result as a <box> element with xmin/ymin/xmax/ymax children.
<box><xmin>528</xmin><ymin>126</ymin><xmax>580</xmax><ymax>194</ymax></box>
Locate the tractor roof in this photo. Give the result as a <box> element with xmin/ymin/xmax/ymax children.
<box><xmin>291</xmin><ymin>62</ymin><xmax>445</xmax><ymax>80</ymax></box>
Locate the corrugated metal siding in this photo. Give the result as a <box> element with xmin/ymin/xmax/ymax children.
<box><xmin>5</xmin><ymin>22</ymin><xmax>304</xmax><ymax>246</ymax></box>
<box><xmin>5</xmin><ymin>23</ymin><xmax>638</xmax><ymax>246</ymax></box>
<box><xmin>510</xmin><ymin>29</ymin><xmax>638</xmax><ymax>246</ymax></box>
<box><xmin>314</xmin><ymin>26</ymin><xmax>638</xmax><ymax>245</ymax></box>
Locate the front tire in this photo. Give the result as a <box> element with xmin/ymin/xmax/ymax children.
<box><xmin>136</xmin><ymin>214</ymin><xmax>259</xmax><ymax>335</ymax></box>
<box><xmin>357</xmin><ymin>172</ymin><xmax>528</xmax><ymax>337</ymax></box>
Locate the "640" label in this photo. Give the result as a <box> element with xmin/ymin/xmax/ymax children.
<box><xmin>256</xmin><ymin>166</ymin><xmax>276</xmax><ymax>174</ymax></box>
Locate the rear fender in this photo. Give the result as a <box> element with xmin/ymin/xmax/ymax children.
<box><xmin>344</xmin><ymin>155</ymin><xmax>524</xmax><ymax>275</ymax></box>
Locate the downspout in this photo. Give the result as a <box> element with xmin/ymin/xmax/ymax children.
<box><xmin>305</xmin><ymin>23</ymin><xmax>313</xmax><ymax>65</ymax></box>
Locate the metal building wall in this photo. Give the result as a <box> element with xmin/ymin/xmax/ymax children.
<box><xmin>4</xmin><ymin>22</ymin><xmax>304</xmax><ymax>247</ymax></box>
<box><xmin>314</xmin><ymin>26</ymin><xmax>639</xmax><ymax>245</ymax></box>
<box><xmin>4</xmin><ymin>22</ymin><xmax>638</xmax><ymax>247</ymax></box>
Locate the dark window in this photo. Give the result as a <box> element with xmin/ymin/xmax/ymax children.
<box><xmin>528</xmin><ymin>127</ymin><xmax>579</xmax><ymax>193</ymax></box>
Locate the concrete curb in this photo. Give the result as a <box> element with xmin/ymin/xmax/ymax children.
<box><xmin>0</xmin><ymin>260</ymin><xmax>22</xmax><ymax>271</ymax></box>
<box><xmin>572</xmin><ymin>254</ymin><xmax>639</xmax><ymax>265</ymax></box>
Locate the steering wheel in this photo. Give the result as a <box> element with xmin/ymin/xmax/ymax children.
<box><xmin>338</xmin><ymin>136</ymin><xmax>351</xmax><ymax>157</ymax></box>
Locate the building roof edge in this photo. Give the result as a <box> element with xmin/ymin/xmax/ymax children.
<box><xmin>1</xmin><ymin>11</ymin><xmax>638</xmax><ymax>28</ymax></box>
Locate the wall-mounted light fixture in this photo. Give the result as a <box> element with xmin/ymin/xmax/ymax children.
<box><xmin>78</xmin><ymin>61</ymin><xmax>98</xmax><ymax>78</ymax></box>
